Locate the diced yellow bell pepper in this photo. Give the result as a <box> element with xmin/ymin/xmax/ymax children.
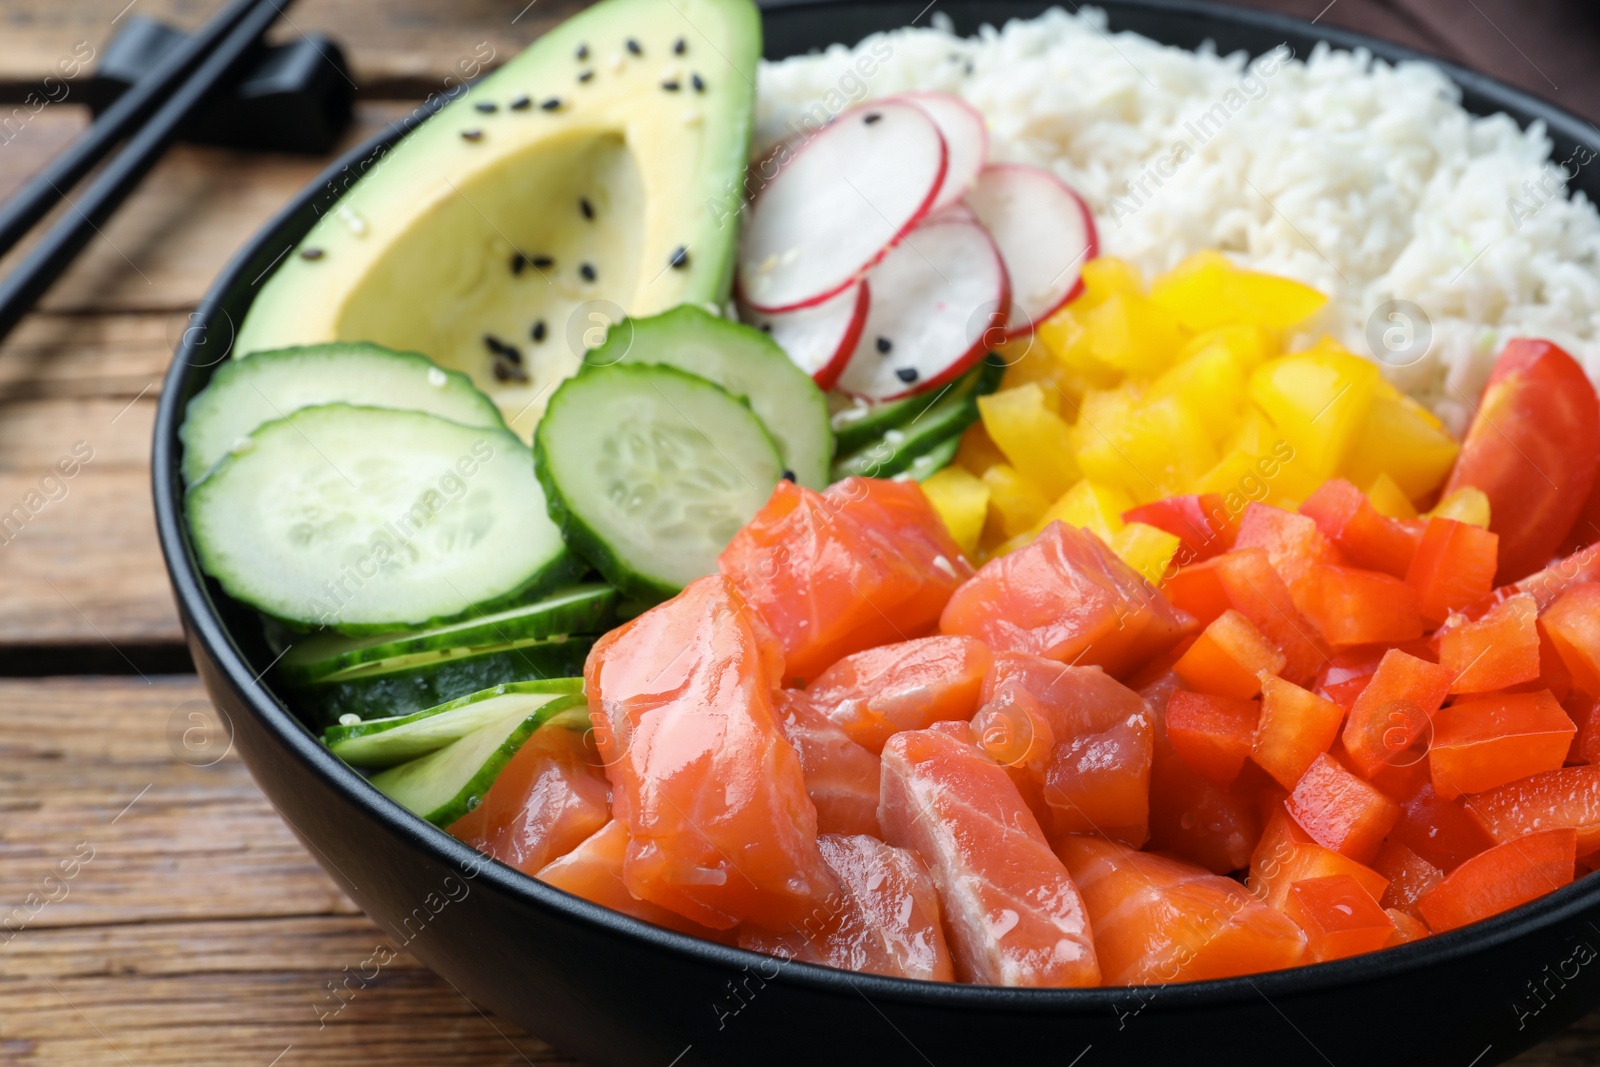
<box><xmin>1197</xmin><ymin>404</ymin><xmax>1313</xmax><ymax>510</ymax></box>
<box><xmin>1111</xmin><ymin>522</ymin><xmax>1183</xmax><ymax>584</ymax></box>
<box><xmin>1085</xmin><ymin>292</ymin><xmax>1186</xmax><ymax>379</ymax></box>
<box><xmin>955</xmin><ymin>421</ymin><xmax>1007</xmax><ymax>476</ymax></box>
<box><xmin>1079</xmin><ymin>256</ymin><xmax>1144</xmax><ymax>306</ymax></box>
<box><xmin>981</xmin><ymin>463</ymin><xmax>1051</xmax><ymax>539</ymax></box>
<box><xmin>1074</xmin><ymin>388</ymin><xmax>1217</xmax><ymax>503</ymax></box>
<box><xmin>1149</xmin><ymin>252</ymin><xmax>1328</xmax><ymax>332</ymax></box>
<box><xmin>1034</xmin><ymin>478</ymin><xmax>1133</xmax><ymax>543</ymax></box>
<box><xmin>978</xmin><ymin>384</ymin><xmax>1079</xmax><ymax>498</ymax></box>
<box><xmin>921</xmin><ymin>466</ymin><xmax>991</xmax><ymax>558</ymax></box>
<box><xmin>991</xmin><ymin>530</ymin><xmax>1035</xmax><ymax>559</ymax></box>
<box><xmin>1365</xmin><ymin>472</ymin><xmax>1418</xmax><ymax>520</ymax></box>
<box><xmin>1248</xmin><ymin>342</ymin><xmax>1380</xmax><ymax>485</ymax></box>
<box><xmin>1342</xmin><ymin>392</ymin><xmax>1460</xmax><ymax>502</ymax></box>
<box><xmin>1147</xmin><ymin>344</ymin><xmax>1246</xmax><ymax>443</ymax></box>
<box><xmin>1037</xmin><ymin>306</ymin><xmax>1117</xmax><ymax>382</ymax></box>
<box><xmin>1428</xmin><ymin>486</ymin><xmax>1491</xmax><ymax>528</ymax></box>
<box><xmin>1178</xmin><ymin>324</ymin><xmax>1277</xmax><ymax>373</ymax></box>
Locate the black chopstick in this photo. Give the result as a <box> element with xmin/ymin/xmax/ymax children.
<box><xmin>0</xmin><ymin>0</ymin><xmax>294</xmax><ymax>344</ymax></box>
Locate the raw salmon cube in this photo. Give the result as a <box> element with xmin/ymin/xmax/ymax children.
<box><xmin>1043</xmin><ymin>712</ymin><xmax>1154</xmax><ymax>848</ymax></box>
<box><xmin>982</xmin><ymin>651</ymin><xmax>1152</xmax><ymax>738</ymax></box>
<box><xmin>1428</xmin><ymin>690</ymin><xmax>1574</xmax><ymax>799</ymax></box>
<box><xmin>971</xmin><ymin>681</ymin><xmax>1057</xmax><ymax>817</ymax></box>
<box><xmin>940</xmin><ymin>521</ymin><xmax>1195</xmax><ymax>676</ymax></box>
<box><xmin>1251</xmin><ymin>675</ymin><xmax>1345</xmax><ymax>789</ymax></box>
<box><xmin>1373</xmin><ymin>840</ymin><xmax>1444</xmax><ymax>920</ymax></box>
<box><xmin>831</xmin><ymin>477</ymin><xmax>975</xmax><ymax>623</ymax></box>
<box><xmin>738</xmin><ymin>834</ymin><xmax>955</xmax><ymax>982</ymax></box>
<box><xmin>1417</xmin><ymin>828</ymin><xmax>1577</xmax><ymax>933</ymax></box>
<box><xmin>1248</xmin><ymin>809</ymin><xmax>1389</xmax><ymax>909</ymax></box>
<box><xmin>1165</xmin><ymin>690</ymin><xmax>1260</xmax><ymax>788</ymax></box>
<box><xmin>1541</xmin><ymin>583</ymin><xmax>1600</xmax><ymax>696</ymax></box>
<box><xmin>1173</xmin><ymin>609</ymin><xmax>1286</xmax><ymax>700</ymax></box>
<box><xmin>537</xmin><ymin>821</ymin><xmax>729</xmax><ymax>940</ymax></box>
<box><xmin>772</xmin><ymin>691</ymin><xmax>882</xmax><ymax>837</ymax></box>
<box><xmin>803</xmin><ymin>636</ymin><xmax>992</xmax><ymax>754</ymax></box>
<box><xmin>1467</xmin><ymin>765</ymin><xmax>1600</xmax><ymax>857</ymax></box>
<box><xmin>1298</xmin><ymin>478</ymin><xmax>1422</xmax><ymax>578</ymax></box>
<box><xmin>1285</xmin><ymin>874</ymin><xmax>1393</xmax><ymax>961</ymax></box>
<box><xmin>879</xmin><ymin>728</ymin><xmax>1100</xmax><ymax>986</ymax></box>
<box><xmin>1056</xmin><ymin>834</ymin><xmax>1305</xmax><ymax>983</ymax></box>
<box><xmin>1164</xmin><ymin>548</ymin><xmax>1329</xmax><ymax>685</ymax></box>
<box><xmin>584</xmin><ymin>576</ymin><xmax>838</xmax><ymax>930</ymax></box>
<box><xmin>1437</xmin><ymin>592</ymin><xmax>1541</xmax><ymax>693</ymax></box>
<box><xmin>1285</xmin><ymin>754</ymin><xmax>1400</xmax><ymax>865</ymax></box>
<box><xmin>1340</xmin><ymin>649</ymin><xmax>1453</xmax><ymax>779</ymax></box>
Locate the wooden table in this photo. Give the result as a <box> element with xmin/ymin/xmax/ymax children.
<box><xmin>0</xmin><ymin>1</ymin><xmax>1596</xmax><ymax>1063</ymax></box>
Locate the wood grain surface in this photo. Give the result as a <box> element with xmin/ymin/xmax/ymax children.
<box><xmin>0</xmin><ymin>1</ymin><xmax>1595</xmax><ymax>1064</ymax></box>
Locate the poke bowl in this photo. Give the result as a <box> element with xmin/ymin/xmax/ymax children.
<box><xmin>153</xmin><ymin>1</ymin><xmax>1600</xmax><ymax>1064</ymax></box>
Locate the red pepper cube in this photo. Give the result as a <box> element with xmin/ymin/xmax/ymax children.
<box><xmin>1248</xmin><ymin>809</ymin><xmax>1389</xmax><ymax>910</ymax></box>
<box><xmin>1043</xmin><ymin>713</ymin><xmax>1153</xmax><ymax>848</ymax></box>
<box><xmin>1285</xmin><ymin>753</ymin><xmax>1400</xmax><ymax>865</ymax></box>
<box><xmin>1295</xmin><ymin>564</ymin><xmax>1425</xmax><ymax>647</ymax></box>
<box><xmin>1299</xmin><ymin>478</ymin><xmax>1423</xmax><ymax>579</ymax></box>
<box><xmin>1417</xmin><ymin>828</ymin><xmax>1577</xmax><ymax>933</ymax></box>
<box><xmin>1234</xmin><ymin>502</ymin><xmax>1344</xmax><ymax>590</ymax></box>
<box><xmin>1468</xmin><ymin>765</ymin><xmax>1600</xmax><ymax>857</ymax></box>
<box><xmin>1146</xmin><ymin>677</ymin><xmax>1262</xmax><ymax>874</ymax></box>
<box><xmin>1437</xmin><ymin>592</ymin><xmax>1541</xmax><ymax>694</ymax></box>
<box><xmin>1384</xmin><ymin>908</ymin><xmax>1431</xmax><ymax>945</ymax></box>
<box><xmin>1405</xmin><ymin>517</ymin><xmax>1499</xmax><ymax>626</ymax></box>
<box><xmin>1428</xmin><ymin>689</ymin><xmax>1575</xmax><ymax>799</ymax></box>
<box><xmin>1123</xmin><ymin>492</ymin><xmax>1238</xmax><ymax>564</ymax></box>
<box><xmin>1373</xmin><ymin>840</ymin><xmax>1445</xmax><ymax>920</ymax></box>
<box><xmin>1172</xmin><ymin>609</ymin><xmax>1286</xmax><ymax>700</ymax></box>
<box><xmin>1165</xmin><ymin>690</ymin><xmax>1261</xmax><ymax>788</ymax></box>
<box><xmin>1163</xmin><ymin>548</ymin><xmax>1329</xmax><ymax>685</ymax></box>
<box><xmin>1251</xmin><ymin>674</ymin><xmax>1345</xmax><ymax>790</ymax></box>
<box><xmin>1388</xmin><ymin>782</ymin><xmax>1496</xmax><ymax>873</ymax></box>
<box><xmin>1314</xmin><ymin>646</ymin><xmax>1386</xmax><ymax>711</ymax></box>
<box><xmin>1285</xmin><ymin>874</ymin><xmax>1395</xmax><ymax>961</ymax></box>
<box><xmin>1568</xmin><ymin>693</ymin><xmax>1600</xmax><ymax>765</ymax></box>
<box><xmin>1540</xmin><ymin>583</ymin><xmax>1600</xmax><ymax>697</ymax></box>
<box><xmin>1340</xmin><ymin>649</ymin><xmax>1454</xmax><ymax>779</ymax></box>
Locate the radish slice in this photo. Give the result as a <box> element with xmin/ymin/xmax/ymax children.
<box><xmin>738</xmin><ymin>101</ymin><xmax>947</xmax><ymax>314</ymax></box>
<box><xmin>966</xmin><ymin>163</ymin><xmax>1098</xmax><ymax>338</ymax></box>
<box><xmin>740</xmin><ymin>281</ymin><xmax>868</xmax><ymax>390</ymax></box>
<box><xmin>835</xmin><ymin>218</ymin><xmax>1010</xmax><ymax>401</ymax></box>
<box><xmin>896</xmin><ymin>92</ymin><xmax>989</xmax><ymax>214</ymax></box>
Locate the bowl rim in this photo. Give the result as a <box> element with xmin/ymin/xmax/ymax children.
<box><xmin>153</xmin><ymin>0</ymin><xmax>1600</xmax><ymax>1012</ymax></box>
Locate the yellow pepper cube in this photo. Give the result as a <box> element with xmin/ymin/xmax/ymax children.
<box><xmin>1074</xmin><ymin>389</ymin><xmax>1218</xmax><ymax>503</ymax></box>
<box><xmin>1248</xmin><ymin>344</ymin><xmax>1380</xmax><ymax>485</ymax></box>
<box><xmin>1178</xmin><ymin>324</ymin><xmax>1278</xmax><ymax>372</ymax></box>
<box><xmin>1079</xmin><ymin>256</ymin><xmax>1144</xmax><ymax>306</ymax></box>
<box><xmin>1150</xmin><ymin>253</ymin><xmax>1328</xmax><ymax>332</ymax></box>
<box><xmin>1034</xmin><ymin>478</ymin><xmax>1134</xmax><ymax>543</ymax></box>
<box><xmin>981</xmin><ymin>463</ymin><xmax>1051</xmax><ymax>539</ymax></box>
<box><xmin>1085</xmin><ymin>292</ymin><xmax>1186</xmax><ymax>379</ymax></box>
<box><xmin>1342</xmin><ymin>392</ymin><xmax>1460</xmax><ymax>503</ymax></box>
<box><xmin>1147</xmin><ymin>345</ymin><xmax>1246</xmax><ymax>443</ymax></box>
<box><xmin>1428</xmin><ymin>486</ymin><xmax>1491</xmax><ymax>528</ymax></box>
<box><xmin>1111</xmin><ymin>522</ymin><xmax>1183</xmax><ymax>585</ymax></box>
<box><xmin>955</xmin><ymin>421</ymin><xmax>1007</xmax><ymax>476</ymax></box>
<box><xmin>978</xmin><ymin>384</ymin><xmax>1079</xmax><ymax>499</ymax></box>
<box><xmin>921</xmin><ymin>465</ymin><xmax>991</xmax><ymax>558</ymax></box>
<box><xmin>1364</xmin><ymin>472</ymin><xmax>1419</xmax><ymax>520</ymax></box>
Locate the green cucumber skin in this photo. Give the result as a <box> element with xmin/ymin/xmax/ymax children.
<box><xmin>279</xmin><ymin>584</ymin><xmax>615</xmax><ymax>684</ymax></box>
<box><xmin>831</xmin><ymin>389</ymin><xmax>947</xmax><ymax>457</ymax></box>
<box><xmin>901</xmin><ymin>433</ymin><xmax>963</xmax><ymax>482</ymax></box>
<box><xmin>322</xmin><ymin>677</ymin><xmax>584</xmax><ymax>752</ymax></box>
<box><xmin>294</xmin><ymin>637</ymin><xmax>593</xmax><ymax>726</ymax></box>
<box><xmin>829</xmin><ymin>356</ymin><xmax>1005</xmax><ymax>481</ymax></box>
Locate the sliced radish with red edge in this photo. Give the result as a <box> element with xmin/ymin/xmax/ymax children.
<box><xmin>895</xmin><ymin>92</ymin><xmax>989</xmax><ymax>214</ymax></box>
<box><xmin>835</xmin><ymin>218</ymin><xmax>1010</xmax><ymax>401</ymax></box>
<box><xmin>966</xmin><ymin>163</ymin><xmax>1097</xmax><ymax>338</ymax></box>
<box><xmin>739</xmin><ymin>281</ymin><xmax>868</xmax><ymax>390</ymax></box>
<box><xmin>738</xmin><ymin>101</ymin><xmax>947</xmax><ymax>314</ymax></box>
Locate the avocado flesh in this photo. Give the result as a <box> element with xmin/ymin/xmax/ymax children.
<box><xmin>233</xmin><ymin>0</ymin><xmax>760</xmax><ymax>437</ymax></box>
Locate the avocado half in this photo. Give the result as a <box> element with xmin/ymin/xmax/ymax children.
<box><xmin>232</xmin><ymin>0</ymin><xmax>761</xmax><ymax>436</ymax></box>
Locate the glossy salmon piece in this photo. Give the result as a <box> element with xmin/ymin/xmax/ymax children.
<box><xmin>584</xmin><ymin>575</ymin><xmax>838</xmax><ymax>930</ymax></box>
<box><xmin>941</xmin><ymin>521</ymin><xmax>1195</xmax><ymax>676</ymax></box>
<box><xmin>983</xmin><ymin>651</ymin><xmax>1152</xmax><ymax>737</ymax></box>
<box><xmin>448</xmin><ymin>725</ymin><xmax>610</xmax><ymax>875</ymax></box>
<box><xmin>803</xmin><ymin>636</ymin><xmax>992</xmax><ymax>754</ymax></box>
<box><xmin>772</xmin><ymin>690</ymin><xmax>882</xmax><ymax>837</ymax></box>
<box><xmin>719</xmin><ymin>479</ymin><xmax>971</xmax><ymax>685</ymax></box>
<box><xmin>1056</xmin><ymin>834</ymin><xmax>1306</xmax><ymax>983</ymax></box>
<box><xmin>879</xmin><ymin>727</ymin><xmax>1101</xmax><ymax>987</ymax></box>
<box><xmin>537</xmin><ymin>821</ymin><xmax>728</xmax><ymax>940</ymax></box>
<box><xmin>738</xmin><ymin>834</ymin><xmax>955</xmax><ymax>982</ymax></box>
<box><xmin>1042</xmin><ymin>711</ymin><xmax>1153</xmax><ymax>848</ymax></box>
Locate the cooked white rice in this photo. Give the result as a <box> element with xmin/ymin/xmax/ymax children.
<box><xmin>754</xmin><ymin>6</ymin><xmax>1600</xmax><ymax>434</ymax></box>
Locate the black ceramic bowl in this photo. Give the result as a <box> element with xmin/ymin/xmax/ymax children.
<box><xmin>154</xmin><ymin>3</ymin><xmax>1600</xmax><ymax>1064</ymax></box>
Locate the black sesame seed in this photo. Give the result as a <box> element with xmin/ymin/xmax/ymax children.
<box><xmin>299</xmin><ymin>247</ymin><xmax>325</xmax><ymax>261</ymax></box>
<box><xmin>661</xmin><ymin>80</ymin><xmax>680</xmax><ymax>92</ymax></box>
<box><xmin>668</xmin><ymin>246</ymin><xmax>690</xmax><ymax>270</ymax></box>
<box><xmin>576</xmin><ymin>43</ymin><xmax>590</xmax><ymax>60</ymax></box>
<box><xmin>626</xmin><ymin>38</ymin><xmax>642</xmax><ymax>55</ymax></box>
<box><xmin>510</xmin><ymin>252</ymin><xmax>527</xmax><ymax>275</ymax></box>
<box><xmin>578</xmin><ymin>70</ymin><xmax>594</xmax><ymax>83</ymax></box>
<box><xmin>492</xmin><ymin>359</ymin><xmax>529</xmax><ymax>383</ymax></box>
<box><xmin>895</xmin><ymin>367</ymin><xmax>919</xmax><ymax>384</ymax></box>
<box><xmin>483</xmin><ymin>334</ymin><xmax>506</xmax><ymax>355</ymax></box>
<box><xmin>502</xmin><ymin>344</ymin><xmax>524</xmax><ymax>365</ymax></box>
<box><xmin>863</xmin><ymin>112</ymin><xmax>882</xmax><ymax>125</ymax></box>
<box><xmin>461</xmin><ymin>129</ymin><xmax>483</xmax><ymax>141</ymax></box>
<box><xmin>475</xmin><ymin>101</ymin><xmax>497</xmax><ymax>113</ymax></box>
<box><xmin>531</xmin><ymin>320</ymin><xmax>548</xmax><ymax>342</ymax></box>
<box><xmin>492</xmin><ymin>362</ymin><xmax>513</xmax><ymax>382</ymax></box>
<box><xmin>540</xmin><ymin>97</ymin><xmax>562</xmax><ymax>111</ymax></box>
<box><xmin>758</xmin><ymin>323</ymin><xmax>772</xmax><ymax>333</ymax></box>
<box><xmin>580</xmin><ymin>262</ymin><xmax>597</xmax><ymax>282</ymax></box>
<box><xmin>691</xmin><ymin>72</ymin><xmax>705</xmax><ymax>92</ymax></box>
<box><xmin>510</xmin><ymin>95</ymin><xmax>532</xmax><ymax>110</ymax></box>
<box><xmin>579</xmin><ymin>198</ymin><xmax>594</xmax><ymax>220</ymax></box>
<box><xmin>531</xmin><ymin>254</ymin><xmax>555</xmax><ymax>270</ymax></box>
<box><xmin>781</xmin><ymin>469</ymin><xmax>796</xmax><ymax>483</ymax></box>
<box><xmin>875</xmin><ymin>336</ymin><xmax>892</xmax><ymax>354</ymax></box>
<box><xmin>673</xmin><ymin>37</ymin><xmax>687</xmax><ymax>55</ymax></box>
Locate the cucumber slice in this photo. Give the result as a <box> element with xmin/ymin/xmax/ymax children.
<box><xmin>187</xmin><ymin>404</ymin><xmax>574</xmax><ymax>634</ymax></box>
<box><xmin>280</xmin><ymin>584</ymin><xmax>616</xmax><ymax>684</ymax></box>
<box><xmin>180</xmin><ymin>343</ymin><xmax>505</xmax><ymax>485</ymax></box>
<box><xmin>581</xmin><ymin>305</ymin><xmax>831</xmax><ymax>489</ymax></box>
<box><xmin>898</xmin><ymin>433</ymin><xmax>962</xmax><ymax>481</ymax></box>
<box><xmin>325</xmin><ymin>679</ymin><xmax>582</xmax><ymax>768</ymax></box>
<box><xmin>830</xmin><ymin>387</ymin><xmax>948</xmax><ymax>457</ymax></box>
<box><xmin>536</xmin><ymin>363</ymin><xmax>784</xmax><ymax>603</ymax></box>
<box><xmin>830</xmin><ymin>355</ymin><xmax>1003</xmax><ymax>481</ymax></box>
<box><xmin>367</xmin><ymin>693</ymin><xmax>589</xmax><ymax>826</ymax></box>
<box><xmin>295</xmin><ymin>633</ymin><xmax>592</xmax><ymax>725</ymax></box>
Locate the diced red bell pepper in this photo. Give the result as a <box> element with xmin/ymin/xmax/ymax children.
<box><xmin>1437</xmin><ymin>592</ymin><xmax>1541</xmax><ymax>694</ymax></box>
<box><xmin>1417</xmin><ymin>828</ymin><xmax>1577</xmax><ymax>933</ymax></box>
<box><xmin>1123</xmin><ymin>492</ymin><xmax>1238</xmax><ymax>565</ymax></box>
<box><xmin>1248</xmin><ymin>809</ymin><xmax>1389</xmax><ymax>909</ymax></box>
<box><xmin>1385</xmin><ymin>908</ymin><xmax>1431</xmax><ymax>945</ymax></box>
<box><xmin>1468</xmin><ymin>765</ymin><xmax>1600</xmax><ymax>856</ymax></box>
<box><xmin>1567</xmin><ymin>692</ymin><xmax>1600</xmax><ymax>765</ymax></box>
<box><xmin>1428</xmin><ymin>689</ymin><xmax>1574</xmax><ymax>799</ymax></box>
<box><xmin>1145</xmin><ymin>675</ymin><xmax>1262</xmax><ymax>874</ymax></box>
<box><xmin>1234</xmin><ymin>502</ymin><xmax>1344</xmax><ymax>591</ymax></box>
<box><xmin>1285</xmin><ymin>874</ymin><xmax>1395</xmax><ymax>962</ymax></box>
<box><xmin>1373</xmin><ymin>840</ymin><xmax>1444</xmax><ymax>920</ymax></box>
<box><xmin>1172</xmin><ymin>609</ymin><xmax>1286</xmax><ymax>700</ymax></box>
<box><xmin>1405</xmin><ymin>517</ymin><xmax>1500</xmax><ymax>626</ymax></box>
<box><xmin>1540</xmin><ymin>582</ymin><xmax>1600</xmax><ymax>697</ymax></box>
<box><xmin>1299</xmin><ymin>478</ymin><xmax>1424</xmax><ymax>579</ymax></box>
<box><xmin>1251</xmin><ymin>674</ymin><xmax>1345</xmax><ymax>790</ymax></box>
<box><xmin>1285</xmin><ymin>753</ymin><xmax>1400</xmax><ymax>865</ymax></box>
<box><xmin>940</xmin><ymin>521</ymin><xmax>1196</xmax><ymax>676</ymax></box>
<box><xmin>1388</xmin><ymin>781</ymin><xmax>1496</xmax><ymax>873</ymax></box>
<box><xmin>1295</xmin><ymin>564</ymin><xmax>1424</xmax><ymax>647</ymax></box>
<box><xmin>1043</xmin><ymin>712</ymin><xmax>1153</xmax><ymax>848</ymax></box>
<box><xmin>1164</xmin><ymin>548</ymin><xmax>1330</xmax><ymax>685</ymax></box>
<box><xmin>1166</xmin><ymin>690</ymin><xmax>1261</xmax><ymax>788</ymax></box>
<box><xmin>1314</xmin><ymin>646</ymin><xmax>1386</xmax><ymax>710</ymax></box>
<box><xmin>1340</xmin><ymin>649</ymin><xmax>1454</xmax><ymax>779</ymax></box>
